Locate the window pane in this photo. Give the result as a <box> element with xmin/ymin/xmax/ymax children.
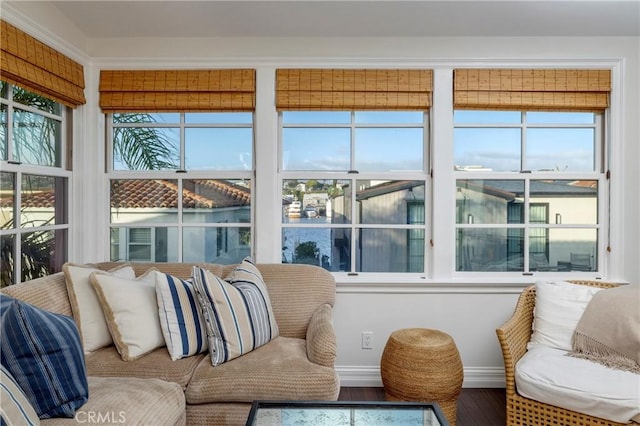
<box><xmin>13</xmin><ymin>109</ymin><xmax>61</xmax><ymax>167</ymax></box>
<box><xmin>0</xmin><ymin>103</ymin><xmax>6</xmax><ymax>160</ymax></box>
<box><xmin>129</xmin><ymin>228</ymin><xmax>151</xmax><ymax>244</ymax></box>
<box><xmin>454</xmin><ymin>110</ymin><xmax>521</xmax><ymax>124</ymax></box>
<box><xmin>527</xmin><ymin>112</ymin><xmax>594</xmax><ymax>124</ymax></box>
<box><xmin>282</xmin><ymin>111</ymin><xmax>350</xmax><ymax>124</ymax></box>
<box><xmin>282</xmin><ymin>228</ymin><xmax>349</xmax><ymax>272</ymax></box>
<box><xmin>531</xmin><ymin>180</ymin><xmax>597</xmax><ymax>224</ymax></box>
<box><xmin>183</xmin><ymin>179</ymin><xmax>251</xmax><ymax>223</ymax></box>
<box><xmin>456</xmin><ymin>228</ymin><xmax>524</xmax><ymax>272</ymax></box>
<box><xmin>355</xmin><ymin>111</ymin><xmax>423</xmax><ymax>124</ymax></box>
<box><xmin>1</xmin><ymin>234</ymin><xmax>15</xmax><ymax>287</ymax></box>
<box><xmin>358</xmin><ymin>181</ymin><xmax>425</xmax><ymax>225</ymax></box>
<box><xmin>128</xmin><ymin>245</ymin><xmax>151</xmax><ymax>261</ymax></box>
<box><xmin>12</xmin><ymin>86</ymin><xmax>61</xmax><ymax>115</ymax></box>
<box><xmin>282</xmin><ymin>128</ymin><xmax>350</xmax><ymax>171</ymax></box>
<box><xmin>185</xmin><ymin>128</ymin><xmax>252</xmax><ymax>170</ymax></box>
<box><xmin>454</xmin><ymin>128</ymin><xmax>521</xmax><ymax>171</ymax></box>
<box><xmin>0</xmin><ymin>172</ymin><xmax>15</xmax><ymax>229</ymax></box>
<box><xmin>526</xmin><ymin>128</ymin><xmax>595</xmax><ymax>172</ymax></box>
<box><xmin>110</xmin><ymin>226</ymin><xmax>178</xmax><ymax>262</ymax></box>
<box><xmin>282</xmin><ymin>179</ymin><xmax>351</xmax><ymax>224</ymax></box>
<box><xmin>0</xmin><ymin>81</ymin><xmax>7</xmax><ymax>98</ymax></box>
<box><xmin>114</xmin><ymin>113</ymin><xmax>179</xmax><ymax>124</ymax></box>
<box><xmin>183</xmin><ymin>226</ymin><xmax>251</xmax><ymax>264</ymax></box>
<box><xmin>110</xmin><ymin>179</ymin><xmax>179</xmax><ymax>224</ymax></box>
<box><xmin>357</xmin><ymin>229</ymin><xmax>424</xmax><ymax>272</ymax></box>
<box><xmin>456</xmin><ymin>180</ymin><xmax>525</xmax><ymax>224</ymax></box>
<box><xmin>21</xmin><ymin>175</ymin><xmax>66</xmax><ymax>228</ymax></box>
<box><xmin>21</xmin><ymin>229</ymin><xmax>65</xmax><ymax>282</ymax></box>
<box><xmin>355</xmin><ymin>128</ymin><xmax>423</xmax><ymax>171</ymax></box>
<box><xmin>113</xmin><ymin>127</ymin><xmax>179</xmax><ymax>171</ymax></box>
<box><xmin>185</xmin><ymin>112</ymin><xmax>252</xmax><ymax>124</ymax></box>
<box><xmin>110</xmin><ymin>228</ymin><xmax>120</xmax><ymax>261</ymax></box>
<box><xmin>540</xmin><ymin>228</ymin><xmax>597</xmax><ymax>272</ymax></box>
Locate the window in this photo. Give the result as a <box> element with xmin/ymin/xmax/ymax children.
<box><xmin>454</xmin><ymin>110</ymin><xmax>602</xmax><ymax>273</ymax></box>
<box><xmin>280</xmin><ymin>111</ymin><xmax>429</xmax><ymax>273</ymax></box>
<box><xmin>106</xmin><ymin>112</ymin><xmax>253</xmax><ymax>264</ymax></box>
<box><xmin>0</xmin><ymin>81</ymin><xmax>70</xmax><ymax>286</ymax></box>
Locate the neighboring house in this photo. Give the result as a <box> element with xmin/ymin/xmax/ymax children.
<box><xmin>456</xmin><ymin>180</ymin><xmax>598</xmax><ymax>271</ymax></box>
<box><xmin>332</xmin><ymin>180</ymin><xmax>426</xmax><ymax>273</ymax></box>
<box><xmin>2</xmin><ymin>179</ymin><xmax>252</xmax><ymax>264</ymax></box>
<box><xmin>110</xmin><ymin>179</ymin><xmax>251</xmax><ymax>263</ymax></box>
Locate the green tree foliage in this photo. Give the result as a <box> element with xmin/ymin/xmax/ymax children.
<box><xmin>113</xmin><ymin>113</ymin><xmax>179</xmax><ymax>170</ymax></box>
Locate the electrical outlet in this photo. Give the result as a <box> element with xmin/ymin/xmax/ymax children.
<box><xmin>361</xmin><ymin>331</ymin><xmax>373</xmax><ymax>349</ymax></box>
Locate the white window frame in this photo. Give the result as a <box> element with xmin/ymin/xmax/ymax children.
<box><xmin>453</xmin><ymin>112</ymin><xmax>605</xmax><ymax>277</ymax></box>
<box><xmin>104</xmin><ymin>112</ymin><xmax>254</xmax><ymax>263</ymax></box>
<box><xmin>277</xmin><ymin>110</ymin><xmax>432</xmax><ymax>279</ymax></box>
<box><xmin>0</xmin><ymin>82</ymin><xmax>72</xmax><ymax>285</ymax></box>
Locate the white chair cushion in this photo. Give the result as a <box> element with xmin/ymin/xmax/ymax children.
<box><xmin>516</xmin><ymin>345</ymin><xmax>640</xmax><ymax>423</ymax></box>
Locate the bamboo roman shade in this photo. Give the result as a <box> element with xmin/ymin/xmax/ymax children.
<box><xmin>276</xmin><ymin>69</ymin><xmax>432</xmax><ymax>110</ymax></box>
<box><xmin>99</xmin><ymin>69</ymin><xmax>255</xmax><ymax>112</ymax></box>
<box><xmin>0</xmin><ymin>20</ymin><xmax>85</xmax><ymax>108</ymax></box>
<box><xmin>454</xmin><ymin>69</ymin><xmax>611</xmax><ymax>112</ymax></box>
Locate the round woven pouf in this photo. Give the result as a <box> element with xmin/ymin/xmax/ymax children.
<box><xmin>380</xmin><ymin>328</ymin><xmax>463</xmax><ymax>425</ymax></box>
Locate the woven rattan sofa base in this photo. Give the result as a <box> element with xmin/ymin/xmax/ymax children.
<box><xmin>496</xmin><ymin>280</ymin><xmax>639</xmax><ymax>426</ymax></box>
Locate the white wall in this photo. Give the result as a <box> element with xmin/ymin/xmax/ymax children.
<box><xmin>4</xmin><ymin>2</ymin><xmax>639</xmax><ymax>387</ymax></box>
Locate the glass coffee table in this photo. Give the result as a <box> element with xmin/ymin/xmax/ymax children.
<box><xmin>246</xmin><ymin>401</ymin><xmax>448</xmax><ymax>425</ymax></box>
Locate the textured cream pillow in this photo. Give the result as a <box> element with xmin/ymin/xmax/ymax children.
<box><xmin>90</xmin><ymin>268</ymin><xmax>164</xmax><ymax>361</ymax></box>
<box><xmin>62</xmin><ymin>263</ymin><xmax>135</xmax><ymax>353</ymax></box>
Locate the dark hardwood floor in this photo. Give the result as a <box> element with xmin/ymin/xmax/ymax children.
<box><xmin>338</xmin><ymin>387</ymin><xmax>506</xmax><ymax>426</ymax></box>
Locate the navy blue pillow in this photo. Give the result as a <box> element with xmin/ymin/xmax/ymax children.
<box><xmin>0</xmin><ymin>294</ymin><xmax>88</xmax><ymax>419</ymax></box>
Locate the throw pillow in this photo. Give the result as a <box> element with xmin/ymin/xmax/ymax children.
<box><xmin>528</xmin><ymin>280</ymin><xmax>603</xmax><ymax>352</ymax></box>
<box><xmin>0</xmin><ymin>365</ymin><xmax>40</xmax><ymax>426</ymax></box>
<box><xmin>90</xmin><ymin>268</ymin><xmax>164</xmax><ymax>361</ymax></box>
<box><xmin>62</xmin><ymin>263</ymin><xmax>136</xmax><ymax>353</ymax></box>
<box><xmin>156</xmin><ymin>273</ymin><xmax>208</xmax><ymax>360</ymax></box>
<box><xmin>0</xmin><ymin>295</ymin><xmax>88</xmax><ymax>419</ymax></box>
<box><xmin>192</xmin><ymin>260</ymin><xmax>279</xmax><ymax>366</ymax></box>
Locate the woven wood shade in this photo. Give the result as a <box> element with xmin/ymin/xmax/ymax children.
<box><xmin>454</xmin><ymin>69</ymin><xmax>611</xmax><ymax>112</ymax></box>
<box><xmin>0</xmin><ymin>20</ymin><xmax>85</xmax><ymax>108</ymax></box>
<box><xmin>276</xmin><ymin>69</ymin><xmax>432</xmax><ymax>111</ymax></box>
<box><xmin>99</xmin><ymin>69</ymin><xmax>255</xmax><ymax>113</ymax></box>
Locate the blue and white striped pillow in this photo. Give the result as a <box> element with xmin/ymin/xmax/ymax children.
<box><xmin>156</xmin><ymin>273</ymin><xmax>208</xmax><ymax>360</ymax></box>
<box><xmin>192</xmin><ymin>260</ymin><xmax>279</xmax><ymax>366</ymax></box>
<box><xmin>0</xmin><ymin>294</ymin><xmax>88</xmax><ymax>419</ymax></box>
<box><xmin>0</xmin><ymin>365</ymin><xmax>40</xmax><ymax>426</ymax></box>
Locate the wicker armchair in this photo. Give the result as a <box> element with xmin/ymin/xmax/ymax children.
<box><xmin>496</xmin><ymin>280</ymin><xmax>639</xmax><ymax>426</ymax></box>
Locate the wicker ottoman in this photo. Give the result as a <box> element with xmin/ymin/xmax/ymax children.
<box><xmin>380</xmin><ymin>328</ymin><xmax>463</xmax><ymax>425</ymax></box>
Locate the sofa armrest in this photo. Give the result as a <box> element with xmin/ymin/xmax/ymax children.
<box><xmin>305</xmin><ymin>304</ymin><xmax>337</xmax><ymax>368</ymax></box>
<box><xmin>496</xmin><ymin>285</ymin><xmax>536</xmax><ymax>395</ymax></box>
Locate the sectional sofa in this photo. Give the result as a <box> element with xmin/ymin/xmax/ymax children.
<box><xmin>1</xmin><ymin>261</ymin><xmax>340</xmax><ymax>425</ymax></box>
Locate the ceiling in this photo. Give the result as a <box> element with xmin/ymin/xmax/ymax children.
<box><xmin>28</xmin><ymin>1</ymin><xmax>640</xmax><ymax>38</ymax></box>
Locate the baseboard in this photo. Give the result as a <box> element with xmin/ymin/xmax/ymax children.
<box><xmin>337</xmin><ymin>366</ymin><xmax>506</xmax><ymax>388</ymax></box>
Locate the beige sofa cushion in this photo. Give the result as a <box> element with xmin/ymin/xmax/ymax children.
<box><xmin>185</xmin><ymin>336</ymin><xmax>340</xmax><ymax>404</ymax></box>
<box><xmin>41</xmin><ymin>377</ymin><xmax>185</xmax><ymax>426</ymax></box>
<box><xmin>85</xmin><ymin>346</ymin><xmax>204</xmax><ymax>388</ymax></box>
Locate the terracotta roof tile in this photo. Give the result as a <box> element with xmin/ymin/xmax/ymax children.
<box><xmin>1</xmin><ymin>179</ymin><xmax>251</xmax><ymax>210</ymax></box>
<box><xmin>110</xmin><ymin>179</ymin><xmax>250</xmax><ymax>209</ymax></box>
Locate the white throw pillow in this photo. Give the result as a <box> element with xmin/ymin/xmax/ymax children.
<box><xmin>528</xmin><ymin>280</ymin><xmax>603</xmax><ymax>351</ymax></box>
<box><xmin>62</xmin><ymin>263</ymin><xmax>135</xmax><ymax>353</ymax></box>
<box><xmin>90</xmin><ymin>268</ymin><xmax>165</xmax><ymax>361</ymax></box>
